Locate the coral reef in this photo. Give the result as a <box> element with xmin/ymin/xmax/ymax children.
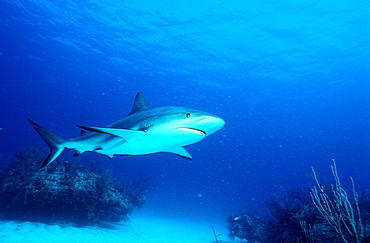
<box><xmin>227</xmin><ymin>189</ymin><xmax>369</xmax><ymax>242</ymax></box>
<box><xmin>310</xmin><ymin>160</ymin><xmax>364</xmax><ymax>243</ymax></box>
<box><xmin>226</xmin><ymin>162</ymin><xmax>370</xmax><ymax>243</ymax></box>
<box><xmin>0</xmin><ymin>146</ymin><xmax>149</xmax><ymax>226</ymax></box>
<box><xmin>227</xmin><ymin>213</ymin><xmax>268</xmax><ymax>242</ymax></box>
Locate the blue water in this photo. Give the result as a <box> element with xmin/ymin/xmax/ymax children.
<box><xmin>0</xmin><ymin>0</ymin><xmax>369</xmax><ymax>222</ymax></box>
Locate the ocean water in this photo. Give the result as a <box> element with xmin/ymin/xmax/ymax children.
<box><xmin>0</xmin><ymin>0</ymin><xmax>369</xmax><ymax>229</ymax></box>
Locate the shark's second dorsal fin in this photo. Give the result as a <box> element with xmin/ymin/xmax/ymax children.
<box><xmin>76</xmin><ymin>130</ymin><xmax>87</xmax><ymax>138</ymax></box>
<box><xmin>71</xmin><ymin>130</ymin><xmax>87</xmax><ymax>141</ymax></box>
<box><xmin>129</xmin><ymin>92</ymin><xmax>148</xmax><ymax>115</ymax></box>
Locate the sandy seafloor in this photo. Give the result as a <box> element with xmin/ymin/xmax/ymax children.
<box><xmin>0</xmin><ymin>210</ymin><xmax>232</xmax><ymax>243</ymax></box>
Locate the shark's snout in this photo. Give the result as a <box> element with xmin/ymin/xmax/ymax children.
<box><xmin>197</xmin><ymin>115</ymin><xmax>225</xmax><ymax>136</ymax></box>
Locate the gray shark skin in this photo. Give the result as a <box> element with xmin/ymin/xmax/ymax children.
<box><xmin>28</xmin><ymin>93</ymin><xmax>225</xmax><ymax>168</ymax></box>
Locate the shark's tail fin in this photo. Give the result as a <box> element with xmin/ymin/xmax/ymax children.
<box><xmin>27</xmin><ymin>118</ymin><xmax>66</xmax><ymax>168</ymax></box>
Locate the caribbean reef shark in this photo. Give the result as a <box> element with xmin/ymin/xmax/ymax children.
<box><xmin>28</xmin><ymin>92</ymin><xmax>225</xmax><ymax>168</ymax></box>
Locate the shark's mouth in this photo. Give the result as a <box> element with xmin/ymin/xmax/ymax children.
<box><xmin>192</xmin><ymin>128</ymin><xmax>206</xmax><ymax>135</ymax></box>
<box><xmin>179</xmin><ymin>128</ymin><xmax>206</xmax><ymax>135</ymax></box>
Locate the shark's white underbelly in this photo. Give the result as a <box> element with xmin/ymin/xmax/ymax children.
<box><xmin>106</xmin><ymin>133</ymin><xmax>205</xmax><ymax>156</ymax></box>
<box><xmin>73</xmin><ymin>129</ymin><xmax>206</xmax><ymax>157</ymax></box>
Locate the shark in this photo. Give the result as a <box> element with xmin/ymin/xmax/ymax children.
<box><xmin>28</xmin><ymin>92</ymin><xmax>225</xmax><ymax>168</ymax></box>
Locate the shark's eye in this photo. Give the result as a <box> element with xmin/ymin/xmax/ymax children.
<box><xmin>185</xmin><ymin>112</ymin><xmax>191</xmax><ymax>118</ymax></box>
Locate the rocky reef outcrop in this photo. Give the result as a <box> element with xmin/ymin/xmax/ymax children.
<box><xmin>0</xmin><ymin>146</ymin><xmax>148</xmax><ymax>226</ymax></box>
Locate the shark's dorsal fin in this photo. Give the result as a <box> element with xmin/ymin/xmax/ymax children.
<box><xmin>129</xmin><ymin>92</ymin><xmax>148</xmax><ymax>115</ymax></box>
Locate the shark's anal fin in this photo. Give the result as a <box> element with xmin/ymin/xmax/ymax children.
<box><xmin>76</xmin><ymin>125</ymin><xmax>145</xmax><ymax>143</ymax></box>
<box><xmin>73</xmin><ymin>151</ymin><xmax>82</xmax><ymax>157</ymax></box>
<box><xmin>162</xmin><ymin>147</ymin><xmax>193</xmax><ymax>160</ymax></box>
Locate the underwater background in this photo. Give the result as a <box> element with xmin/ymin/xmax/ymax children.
<box><xmin>0</xmin><ymin>0</ymin><xmax>369</xmax><ymax>227</ymax></box>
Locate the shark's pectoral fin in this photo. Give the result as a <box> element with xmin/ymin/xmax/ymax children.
<box><xmin>107</xmin><ymin>139</ymin><xmax>127</xmax><ymax>150</ymax></box>
<box><xmin>77</xmin><ymin>125</ymin><xmax>145</xmax><ymax>143</ymax></box>
<box><xmin>163</xmin><ymin>147</ymin><xmax>193</xmax><ymax>160</ymax></box>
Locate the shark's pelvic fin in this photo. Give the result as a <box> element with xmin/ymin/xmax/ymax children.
<box><xmin>77</xmin><ymin>125</ymin><xmax>145</xmax><ymax>143</ymax></box>
<box><xmin>128</xmin><ymin>92</ymin><xmax>148</xmax><ymax>115</ymax></box>
<box><xmin>27</xmin><ymin>119</ymin><xmax>66</xmax><ymax>169</ymax></box>
<box><xmin>163</xmin><ymin>147</ymin><xmax>193</xmax><ymax>160</ymax></box>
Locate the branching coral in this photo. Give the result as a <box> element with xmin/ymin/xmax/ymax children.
<box><xmin>310</xmin><ymin>160</ymin><xmax>364</xmax><ymax>243</ymax></box>
<box><xmin>226</xmin><ymin>160</ymin><xmax>369</xmax><ymax>243</ymax></box>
